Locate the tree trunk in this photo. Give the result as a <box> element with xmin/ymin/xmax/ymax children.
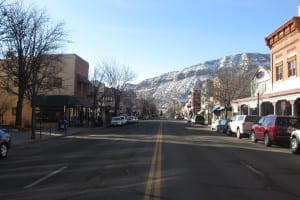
<box><xmin>15</xmin><ymin>91</ymin><xmax>24</xmax><ymax>128</ymax></box>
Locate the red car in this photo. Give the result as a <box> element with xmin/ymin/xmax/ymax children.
<box><xmin>250</xmin><ymin>115</ymin><xmax>300</xmax><ymax>146</ymax></box>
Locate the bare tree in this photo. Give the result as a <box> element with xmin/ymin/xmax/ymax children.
<box><xmin>97</xmin><ymin>59</ymin><xmax>136</xmax><ymax>115</ymax></box>
<box><xmin>88</xmin><ymin>65</ymin><xmax>105</xmax><ymax>127</ymax></box>
<box><xmin>0</xmin><ymin>1</ymin><xmax>68</xmax><ymax>137</ymax></box>
<box><xmin>208</xmin><ymin>67</ymin><xmax>251</xmax><ymax>118</ymax></box>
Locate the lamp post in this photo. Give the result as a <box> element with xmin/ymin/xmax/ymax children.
<box><xmin>256</xmin><ymin>89</ymin><xmax>260</xmax><ymax>116</ymax></box>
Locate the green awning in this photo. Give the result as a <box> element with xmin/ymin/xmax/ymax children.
<box><xmin>36</xmin><ymin>95</ymin><xmax>76</xmax><ymax>108</ymax></box>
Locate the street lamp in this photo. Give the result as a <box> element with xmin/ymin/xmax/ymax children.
<box><xmin>256</xmin><ymin>89</ymin><xmax>260</xmax><ymax>116</ymax></box>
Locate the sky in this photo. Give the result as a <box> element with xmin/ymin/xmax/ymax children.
<box><xmin>22</xmin><ymin>0</ymin><xmax>300</xmax><ymax>83</ymax></box>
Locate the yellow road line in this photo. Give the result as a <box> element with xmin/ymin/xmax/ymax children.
<box><xmin>144</xmin><ymin>122</ymin><xmax>163</xmax><ymax>200</ymax></box>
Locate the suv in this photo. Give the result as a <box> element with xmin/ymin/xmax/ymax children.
<box><xmin>0</xmin><ymin>129</ymin><xmax>11</xmax><ymax>158</ymax></box>
<box><xmin>250</xmin><ymin>115</ymin><xmax>300</xmax><ymax>147</ymax></box>
<box><xmin>227</xmin><ymin>115</ymin><xmax>260</xmax><ymax>139</ymax></box>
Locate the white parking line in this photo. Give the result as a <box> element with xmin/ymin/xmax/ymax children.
<box><xmin>24</xmin><ymin>166</ymin><xmax>67</xmax><ymax>189</ymax></box>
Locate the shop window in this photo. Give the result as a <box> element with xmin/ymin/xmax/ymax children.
<box><xmin>51</xmin><ymin>77</ymin><xmax>62</xmax><ymax>88</ymax></box>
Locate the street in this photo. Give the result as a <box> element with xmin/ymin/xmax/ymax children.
<box><xmin>1</xmin><ymin>120</ymin><xmax>300</xmax><ymax>200</ymax></box>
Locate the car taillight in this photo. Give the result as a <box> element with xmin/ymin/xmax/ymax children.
<box><xmin>269</xmin><ymin>125</ymin><xmax>276</xmax><ymax>136</ymax></box>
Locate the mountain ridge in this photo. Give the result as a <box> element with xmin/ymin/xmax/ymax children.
<box><xmin>131</xmin><ymin>53</ymin><xmax>270</xmax><ymax>108</ymax></box>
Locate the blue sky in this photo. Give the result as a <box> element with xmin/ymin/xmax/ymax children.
<box><xmin>24</xmin><ymin>0</ymin><xmax>300</xmax><ymax>83</ymax></box>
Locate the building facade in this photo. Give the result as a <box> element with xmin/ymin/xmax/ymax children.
<box><xmin>232</xmin><ymin>15</ymin><xmax>300</xmax><ymax>117</ymax></box>
<box><xmin>186</xmin><ymin>88</ymin><xmax>201</xmax><ymax>116</ymax></box>
<box><xmin>36</xmin><ymin>54</ymin><xmax>91</xmax><ymax>125</ymax></box>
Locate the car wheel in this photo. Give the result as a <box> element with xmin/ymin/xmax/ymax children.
<box><xmin>250</xmin><ymin>132</ymin><xmax>257</xmax><ymax>143</ymax></box>
<box><xmin>291</xmin><ymin>137</ymin><xmax>300</xmax><ymax>154</ymax></box>
<box><xmin>264</xmin><ymin>133</ymin><xmax>271</xmax><ymax>147</ymax></box>
<box><xmin>236</xmin><ymin>128</ymin><xmax>241</xmax><ymax>139</ymax></box>
<box><xmin>0</xmin><ymin>143</ymin><xmax>8</xmax><ymax>158</ymax></box>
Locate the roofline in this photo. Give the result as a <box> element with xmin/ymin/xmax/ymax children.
<box><xmin>265</xmin><ymin>16</ymin><xmax>300</xmax><ymax>48</ymax></box>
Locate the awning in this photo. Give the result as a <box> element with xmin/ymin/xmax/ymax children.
<box><xmin>36</xmin><ymin>95</ymin><xmax>76</xmax><ymax>108</ymax></box>
<box><xmin>211</xmin><ymin>105</ymin><xmax>225</xmax><ymax>116</ymax></box>
<box><xmin>211</xmin><ymin>105</ymin><xmax>225</xmax><ymax>113</ymax></box>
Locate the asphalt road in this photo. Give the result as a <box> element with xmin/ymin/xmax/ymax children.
<box><xmin>1</xmin><ymin>120</ymin><xmax>300</xmax><ymax>200</ymax></box>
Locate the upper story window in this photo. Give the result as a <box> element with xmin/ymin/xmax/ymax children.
<box><xmin>256</xmin><ymin>71</ymin><xmax>265</xmax><ymax>79</ymax></box>
<box><xmin>275</xmin><ymin>63</ymin><xmax>283</xmax><ymax>81</ymax></box>
<box><xmin>51</xmin><ymin>77</ymin><xmax>62</xmax><ymax>88</ymax></box>
<box><xmin>288</xmin><ymin>57</ymin><xmax>296</xmax><ymax>77</ymax></box>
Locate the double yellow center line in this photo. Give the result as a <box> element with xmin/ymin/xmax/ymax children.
<box><xmin>144</xmin><ymin>122</ymin><xmax>163</xmax><ymax>200</ymax></box>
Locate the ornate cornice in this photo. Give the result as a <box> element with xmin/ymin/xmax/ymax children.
<box><xmin>265</xmin><ymin>17</ymin><xmax>300</xmax><ymax>49</ymax></box>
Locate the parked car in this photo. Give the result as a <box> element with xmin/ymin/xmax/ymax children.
<box><xmin>227</xmin><ymin>115</ymin><xmax>260</xmax><ymax>138</ymax></box>
<box><xmin>126</xmin><ymin>116</ymin><xmax>138</xmax><ymax>123</ymax></box>
<box><xmin>0</xmin><ymin>129</ymin><xmax>11</xmax><ymax>158</ymax></box>
<box><xmin>290</xmin><ymin>130</ymin><xmax>300</xmax><ymax>154</ymax></box>
<box><xmin>110</xmin><ymin>117</ymin><xmax>123</xmax><ymax>126</ymax></box>
<box><xmin>217</xmin><ymin>119</ymin><xmax>229</xmax><ymax>134</ymax></box>
<box><xmin>211</xmin><ymin>119</ymin><xmax>220</xmax><ymax>131</ymax></box>
<box><xmin>190</xmin><ymin>115</ymin><xmax>205</xmax><ymax>125</ymax></box>
<box><xmin>119</xmin><ymin>116</ymin><xmax>127</xmax><ymax>125</ymax></box>
<box><xmin>250</xmin><ymin>115</ymin><xmax>300</xmax><ymax>147</ymax></box>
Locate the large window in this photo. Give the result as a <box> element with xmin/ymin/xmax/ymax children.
<box><xmin>288</xmin><ymin>56</ymin><xmax>296</xmax><ymax>77</ymax></box>
<box><xmin>275</xmin><ymin>63</ymin><xmax>283</xmax><ymax>81</ymax></box>
<box><xmin>51</xmin><ymin>77</ymin><xmax>62</xmax><ymax>88</ymax></box>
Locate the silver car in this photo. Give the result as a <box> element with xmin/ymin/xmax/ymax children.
<box><xmin>110</xmin><ymin>117</ymin><xmax>123</xmax><ymax>126</ymax></box>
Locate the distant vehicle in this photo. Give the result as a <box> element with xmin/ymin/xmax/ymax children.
<box><xmin>126</xmin><ymin>116</ymin><xmax>138</xmax><ymax>123</ymax></box>
<box><xmin>290</xmin><ymin>130</ymin><xmax>300</xmax><ymax>154</ymax></box>
<box><xmin>110</xmin><ymin>117</ymin><xmax>123</xmax><ymax>126</ymax></box>
<box><xmin>191</xmin><ymin>115</ymin><xmax>205</xmax><ymax>125</ymax></box>
<box><xmin>174</xmin><ymin>115</ymin><xmax>183</xmax><ymax>120</ymax></box>
<box><xmin>119</xmin><ymin>116</ymin><xmax>127</xmax><ymax>125</ymax></box>
<box><xmin>0</xmin><ymin>129</ymin><xmax>11</xmax><ymax>158</ymax></box>
<box><xmin>217</xmin><ymin>119</ymin><xmax>229</xmax><ymax>134</ymax></box>
<box><xmin>251</xmin><ymin>115</ymin><xmax>300</xmax><ymax>147</ymax></box>
<box><xmin>227</xmin><ymin>115</ymin><xmax>260</xmax><ymax>138</ymax></box>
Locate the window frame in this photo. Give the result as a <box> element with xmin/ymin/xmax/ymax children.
<box><xmin>275</xmin><ymin>62</ymin><xmax>283</xmax><ymax>81</ymax></box>
<box><xmin>287</xmin><ymin>56</ymin><xmax>296</xmax><ymax>77</ymax></box>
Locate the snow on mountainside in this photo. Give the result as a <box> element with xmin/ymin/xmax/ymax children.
<box><xmin>131</xmin><ymin>53</ymin><xmax>270</xmax><ymax>108</ymax></box>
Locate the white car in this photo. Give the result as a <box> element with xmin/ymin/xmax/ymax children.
<box><xmin>119</xmin><ymin>116</ymin><xmax>127</xmax><ymax>125</ymax></box>
<box><xmin>291</xmin><ymin>130</ymin><xmax>300</xmax><ymax>154</ymax></box>
<box><xmin>110</xmin><ymin>117</ymin><xmax>123</xmax><ymax>126</ymax></box>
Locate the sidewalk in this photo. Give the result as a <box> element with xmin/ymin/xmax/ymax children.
<box><xmin>6</xmin><ymin>127</ymin><xmax>99</xmax><ymax>146</ymax></box>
